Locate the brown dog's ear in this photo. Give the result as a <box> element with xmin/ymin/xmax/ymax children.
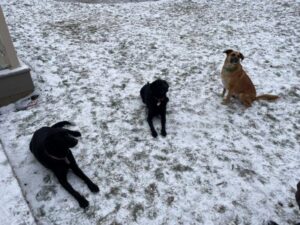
<box><xmin>239</xmin><ymin>52</ymin><xmax>244</xmax><ymax>61</ymax></box>
<box><xmin>223</xmin><ymin>49</ymin><xmax>233</xmax><ymax>55</ymax></box>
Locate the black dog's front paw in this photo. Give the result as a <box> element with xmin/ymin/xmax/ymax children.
<box><xmin>161</xmin><ymin>130</ymin><xmax>167</xmax><ymax>137</ymax></box>
<box><xmin>151</xmin><ymin>130</ymin><xmax>158</xmax><ymax>138</ymax></box>
<box><xmin>79</xmin><ymin>197</ymin><xmax>89</xmax><ymax>208</ymax></box>
<box><xmin>88</xmin><ymin>183</ymin><xmax>100</xmax><ymax>193</ymax></box>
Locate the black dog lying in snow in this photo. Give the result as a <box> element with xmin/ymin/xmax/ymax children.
<box><xmin>30</xmin><ymin>121</ymin><xmax>99</xmax><ymax>208</ymax></box>
<box><xmin>140</xmin><ymin>79</ymin><xmax>169</xmax><ymax>137</ymax></box>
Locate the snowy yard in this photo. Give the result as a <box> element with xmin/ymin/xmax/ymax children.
<box><xmin>0</xmin><ymin>0</ymin><xmax>299</xmax><ymax>224</ymax></box>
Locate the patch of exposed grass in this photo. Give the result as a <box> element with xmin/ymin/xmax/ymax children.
<box><xmin>171</xmin><ymin>164</ymin><xmax>193</xmax><ymax>172</ymax></box>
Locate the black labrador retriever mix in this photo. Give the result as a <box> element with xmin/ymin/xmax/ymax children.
<box><xmin>30</xmin><ymin>121</ymin><xmax>99</xmax><ymax>208</ymax></box>
<box><xmin>140</xmin><ymin>79</ymin><xmax>169</xmax><ymax>137</ymax></box>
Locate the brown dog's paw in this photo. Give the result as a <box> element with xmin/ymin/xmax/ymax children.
<box><xmin>221</xmin><ymin>99</ymin><xmax>229</xmax><ymax>105</ymax></box>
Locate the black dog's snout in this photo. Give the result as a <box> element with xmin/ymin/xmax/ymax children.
<box><xmin>71</xmin><ymin>139</ymin><xmax>78</xmax><ymax>147</ymax></box>
<box><xmin>68</xmin><ymin>136</ymin><xmax>78</xmax><ymax>148</ymax></box>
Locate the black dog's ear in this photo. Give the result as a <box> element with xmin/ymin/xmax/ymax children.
<box><xmin>239</xmin><ymin>52</ymin><xmax>244</xmax><ymax>61</ymax></box>
<box><xmin>223</xmin><ymin>49</ymin><xmax>233</xmax><ymax>55</ymax></box>
<box><xmin>162</xmin><ymin>80</ymin><xmax>169</xmax><ymax>91</ymax></box>
<box><xmin>47</xmin><ymin>130</ymin><xmax>78</xmax><ymax>149</ymax></box>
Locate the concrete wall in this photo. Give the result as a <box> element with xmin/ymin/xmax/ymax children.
<box><xmin>0</xmin><ymin>66</ymin><xmax>34</xmax><ymax>107</ymax></box>
<box><xmin>0</xmin><ymin>6</ymin><xmax>20</xmax><ymax>69</ymax></box>
<box><xmin>0</xmin><ymin>6</ymin><xmax>34</xmax><ymax>107</ymax></box>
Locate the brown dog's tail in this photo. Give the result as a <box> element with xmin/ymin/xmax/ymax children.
<box><xmin>255</xmin><ymin>94</ymin><xmax>279</xmax><ymax>101</ymax></box>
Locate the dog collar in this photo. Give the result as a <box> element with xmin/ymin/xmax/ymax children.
<box><xmin>45</xmin><ymin>149</ymin><xmax>70</xmax><ymax>164</ymax></box>
<box><xmin>223</xmin><ymin>67</ymin><xmax>237</xmax><ymax>73</ymax></box>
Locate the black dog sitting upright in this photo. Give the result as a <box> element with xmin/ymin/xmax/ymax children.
<box><xmin>30</xmin><ymin>121</ymin><xmax>99</xmax><ymax>208</ymax></box>
<box><xmin>140</xmin><ymin>79</ymin><xmax>169</xmax><ymax>137</ymax></box>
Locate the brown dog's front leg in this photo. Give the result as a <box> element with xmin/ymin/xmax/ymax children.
<box><xmin>222</xmin><ymin>90</ymin><xmax>232</xmax><ymax>105</ymax></box>
<box><xmin>221</xmin><ymin>88</ymin><xmax>226</xmax><ymax>97</ymax></box>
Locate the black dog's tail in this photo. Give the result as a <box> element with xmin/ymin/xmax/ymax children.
<box><xmin>51</xmin><ymin>121</ymin><xmax>73</xmax><ymax>128</ymax></box>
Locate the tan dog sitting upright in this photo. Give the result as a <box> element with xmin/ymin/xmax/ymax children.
<box><xmin>221</xmin><ymin>49</ymin><xmax>279</xmax><ymax>107</ymax></box>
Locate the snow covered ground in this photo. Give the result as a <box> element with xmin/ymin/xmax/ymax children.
<box><xmin>58</xmin><ymin>0</ymin><xmax>155</xmax><ymax>4</ymax></box>
<box><xmin>0</xmin><ymin>141</ymin><xmax>35</xmax><ymax>225</ymax></box>
<box><xmin>0</xmin><ymin>0</ymin><xmax>299</xmax><ymax>224</ymax></box>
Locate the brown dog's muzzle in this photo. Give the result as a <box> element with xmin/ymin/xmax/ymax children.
<box><xmin>230</xmin><ymin>56</ymin><xmax>239</xmax><ymax>64</ymax></box>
